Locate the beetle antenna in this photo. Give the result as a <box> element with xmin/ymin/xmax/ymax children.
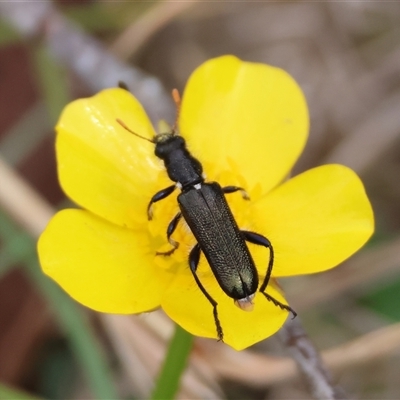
<box><xmin>116</xmin><ymin>118</ymin><xmax>154</xmax><ymax>143</ymax></box>
<box><xmin>171</xmin><ymin>88</ymin><xmax>181</xmax><ymax>135</ymax></box>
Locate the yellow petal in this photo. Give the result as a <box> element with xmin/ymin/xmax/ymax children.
<box><xmin>56</xmin><ymin>88</ymin><xmax>169</xmax><ymax>228</ymax></box>
<box><xmin>250</xmin><ymin>164</ymin><xmax>374</xmax><ymax>276</ymax></box>
<box><xmin>38</xmin><ymin>209</ymin><xmax>172</xmax><ymax>313</ymax></box>
<box><xmin>162</xmin><ymin>261</ymin><xmax>289</xmax><ymax>350</ymax></box>
<box><xmin>179</xmin><ymin>55</ymin><xmax>309</xmax><ymax>194</ymax></box>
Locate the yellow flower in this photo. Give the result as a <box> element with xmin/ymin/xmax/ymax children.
<box><xmin>38</xmin><ymin>55</ymin><xmax>374</xmax><ymax>350</ymax></box>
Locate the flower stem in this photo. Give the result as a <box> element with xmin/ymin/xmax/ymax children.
<box><xmin>151</xmin><ymin>324</ymin><xmax>194</xmax><ymax>400</ymax></box>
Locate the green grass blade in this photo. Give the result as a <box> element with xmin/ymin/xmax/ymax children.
<box><xmin>151</xmin><ymin>324</ymin><xmax>194</xmax><ymax>400</ymax></box>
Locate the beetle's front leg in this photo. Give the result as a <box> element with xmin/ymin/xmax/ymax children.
<box><xmin>147</xmin><ymin>184</ymin><xmax>176</xmax><ymax>220</ymax></box>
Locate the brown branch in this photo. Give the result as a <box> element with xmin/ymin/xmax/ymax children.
<box><xmin>202</xmin><ymin>321</ymin><xmax>400</xmax><ymax>389</ymax></box>
<box><xmin>277</xmin><ymin>318</ymin><xmax>347</xmax><ymax>400</ymax></box>
<box><xmin>0</xmin><ymin>1</ymin><xmax>174</xmax><ymax>124</ymax></box>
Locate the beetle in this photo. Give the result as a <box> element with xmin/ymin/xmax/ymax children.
<box><xmin>117</xmin><ymin>88</ymin><xmax>296</xmax><ymax>341</ymax></box>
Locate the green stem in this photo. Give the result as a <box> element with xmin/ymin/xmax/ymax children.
<box><xmin>151</xmin><ymin>324</ymin><xmax>194</xmax><ymax>400</ymax></box>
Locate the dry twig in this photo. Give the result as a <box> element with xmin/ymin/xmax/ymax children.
<box><xmin>277</xmin><ymin>318</ymin><xmax>346</xmax><ymax>400</ymax></box>
<box><xmin>0</xmin><ymin>0</ymin><xmax>174</xmax><ymax>123</ymax></box>
<box><xmin>110</xmin><ymin>1</ymin><xmax>197</xmax><ymax>60</ymax></box>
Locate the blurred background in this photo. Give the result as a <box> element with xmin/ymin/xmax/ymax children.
<box><xmin>1</xmin><ymin>1</ymin><xmax>400</xmax><ymax>399</ymax></box>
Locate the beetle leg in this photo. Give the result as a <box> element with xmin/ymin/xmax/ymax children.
<box><xmin>242</xmin><ymin>230</ymin><xmax>297</xmax><ymax>318</ymax></box>
<box><xmin>222</xmin><ymin>185</ymin><xmax>250</xmax><ymax>200</ymax></box>
<box><xmin>261</xmin><ymin>291</ymin><xmax>297</xmax><ymax>318</ymax></box>
<box><xmin>242</xmin><ymin>230</ymin><xmax>274</xmax><ymax>290</ymax></box>
<box><xmin>156</xmin><ymin>212</ymin><xmax>182</xmax><ymax>256</ymax></box>
<box><xmin>147</xmin><ymin>184</ymin><xmax>176</xmax><ymax>220</ymax></box>
<box><xmin>189</xmin><ymin>244</ymin><xmax>224</xmax><ymax>341</ymax></box>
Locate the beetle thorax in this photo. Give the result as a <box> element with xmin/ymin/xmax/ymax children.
<box><xmin>155</xmin><ymin>135</ymin><xmax>203</xmax><ymax>189</ymax></box>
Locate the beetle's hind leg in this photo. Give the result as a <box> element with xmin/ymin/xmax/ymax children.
<box><xmin>242</xmin><ymin>230</ymin><xmax>297</xmax><ymax>319</ymax></box>
<box><xmin>189</xmin><ymin>244</ymin><xmax>224</xmax><ymax>341</ymax></box>
<box><xmin>156</xmin><ymin>212</ymin><xmax>182</xmax><ymax>256</ymax></box>
<box><xmin>261</xmin><ymin>291</ymin><xmax>297</xmax><ymax>318</ymax></box>
<box><xmin>242</xmin><ymin>230</ymin><xmax>274</xmax><ymax>290</ymax></box>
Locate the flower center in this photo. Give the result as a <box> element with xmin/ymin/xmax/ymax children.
<box><xmin>146</xmin><ymin>166</ymin><xmax>261</xmax><ymax>275</ymax></box>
